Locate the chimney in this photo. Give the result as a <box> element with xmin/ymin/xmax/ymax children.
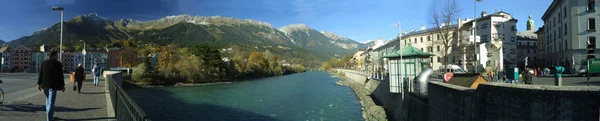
<box><xmin>481</xmin><ymin>11</ymin><xmax>487</xmax><ymax>17</ymax></box>
<box><xmin>420</xmin><ymin>25</ymin><xmax>426</xmax><ymax>30</ymax></box>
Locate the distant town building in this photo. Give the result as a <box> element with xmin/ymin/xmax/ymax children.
<box><xmin>62</xmin><ymin>52</ymin><xmax>74</xmax><ymax>71</ymax></box>
<box><xmin>31</xmin><ymin>52</ymin><xmax>49</xmax><ymax>73</ymax></box>
<box><xmin>0</xmin><ymin>45</ymin><xmax>10</xmax><ymax>72</ymax></box>
<box><xmin>73</xmin><ymin>52</ymin><xmax>84</xmax><ymax>71</ymax></box>
<box><xmin>535</xmin><ymin>27</ymin><xmax>545</xmax><ymax>68</ymax></box>
<box><xmin>516</xmin><ymin>16</ymin><xmax>539</xmax><ymax>69</ymax></box>
<box><xmin>351</xmin><ymin>49</ymin><xmax>366</xmax><ymax>70</ymax></box>
<box><xmin>541</xmin><ymin>0</ymin><xmax>600</xmax><ymax>72</ymax></box>
<box><xmin>85</xmin><ymin>50</ymin><xmax>108</xmax><ymax>71</ymax></box>
<box><xmin>10</xmin><ymin>46</ymin><xmax>32</xmax><ymax>72</ymax></box>
<box><xmin>108</xmin><ymin>49</ymin><xmax>139</xmax><ymax>68</ymax></box>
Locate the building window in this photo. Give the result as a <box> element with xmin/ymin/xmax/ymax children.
<box><xmin>564</xmin><ymin>6</ymin><xmax>567</xmax><ymax>18</ymax></box>
<box><xmin>437</xmin><ymin>46</ymin><xmax>440</xmax><ymax>52</ymax></box>
<box><xmin>527</xmin><ymin>42</ymin><xmax>530</xmax><ymax>46</ymax></box>
<box><xmin>558</xmin><ymin>12</ymin><xmax>561</xmax><ymax>22</ymax></box>
<box><xmin>565</xmin><ymin>39</ymin><xmax>568</xmax><ymax>51</ymax></box>
<box><xmin>428</xmin><ymin>36</ymin><xmax>431</xmax><ymax>41</ymax></box>
<box><xmin>438</xmin><ymin>57</ymin><xmax>441</xmax><ymax>62</ymax></box>
<box><xmin>589</xmin><ymin>18</ymin><xmax>596</xmax><ymax>31</ymax></box>
<box><xmin>564</xmin><ymin>23</ymin><xmax>568</xmax><ymax>35</ymax></box>
<box><xmin>527</xmin><ymin>49</ymin><xmax>530</xmax><ymax>53</ymax></box>
<box><xmin>548</xmin><ymin>20</ymin><xmax>552</xmax><ymax>30</ymax></box>
<box><xmin>511</xmin><ymin>26</ymin><xmax>516</xmax><ymax>31</ymax></box>
<box><xmin>421</xmin><ymin>48</ymin><xmax>423</xmax><ymax>51</ymax></box>
<box><xmin>588</xmin><ymin>0</ymin><xmax>596</xmax><ymax>11</ymax></box>
<box><xmin>591</xmin><ymin>37</ymin><xmax>597</xmax><ymax>50</ymax></box>
<box><xmin>420</xmin><ymin>37</ymin><xmax>423</xmax><ymax>43</ymax></box>
<box><xmin>558</xmin><ymin>27</ymin><xmax>562</xmax><ymax>38</ymax></box>
<box><xmin>519</xmin><ymin>42</ymin><xmax>522</xmax><ymax>45</ymax></box>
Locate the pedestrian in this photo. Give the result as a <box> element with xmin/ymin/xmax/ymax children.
<box><xmin>75</xmin><ymin>64</ymin><xmax>85</xmax><ymax>94</ymax></box>
<box><xmin>488</xmin><ymin>69</ymin><xmax>494</xmax><ymax>82</ymax></box>
<box><xmin>37</xmin><ymin>51</ymin><xmax>65</xmax><ymax>121</ymax></box>
<box><xmin>523</xmin><ymin>68</ymin><xmax>533</xmax><ymax>84</ymax></box>
<box><xmin>92</xmin><ymin>63</ymin><xmax>101</xmax><ymax>86</ymax></box>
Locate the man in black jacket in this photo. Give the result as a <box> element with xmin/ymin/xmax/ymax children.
<box><xmin>37</xmin><ymin>51</ymin><xmax>65</xmax><ymax>121</ymax></box>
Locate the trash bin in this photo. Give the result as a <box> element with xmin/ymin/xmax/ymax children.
<box><xmin>505</xmin><ymin>67</ymin><xmax>519</xmax><ymax>83</ymax></box>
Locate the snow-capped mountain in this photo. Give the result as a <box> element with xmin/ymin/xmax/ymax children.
<box><xmin>8</xmin><ymin>13</ymin><xmax>366</xmax><ymax>61</ymax></box>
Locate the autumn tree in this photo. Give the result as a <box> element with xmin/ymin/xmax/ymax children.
<box><xmin>119</xmin><ymin>49</ymin><xmax>140</xmax><ymax>68</ymax></box>
<box><xmin>430</xmin><ymin>0</ymin><xmax>462</xmax><ymax>73</ymax></box>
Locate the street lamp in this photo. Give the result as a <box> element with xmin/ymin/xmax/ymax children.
<box><xmin>80</xmin><ymin>40</ymin><xmax>86</xmax><ymax>70</ymax></box>
<box><xmin>52</xmin><ymin>6</ymin><xmax>64</xmax><ymax>62</ymax></box>
<box><xmin>474</xmin><ymin>0</ymin><xmax>482</xmax><ymax>73</ymax></box>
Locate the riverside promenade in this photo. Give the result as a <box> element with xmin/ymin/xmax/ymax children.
<box><xmin>0</xmin><ymin>74</ymin><xmax>115</xmax><ymax>121</ymax></box>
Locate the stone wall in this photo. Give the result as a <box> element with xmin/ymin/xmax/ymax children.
<box><xmin>428</xmin><ymin>81</ymin><xmax>600</xmax><ymax>121</ymax></box>
<box><xmin>428</xmin><ymin>81</ymin><xmax>477</xmax><ymax>121</ymax></box>
<box><xmin>475</xmin><ymin>83</ymin><xmax>600</xmax><ymax>121</ymax></box>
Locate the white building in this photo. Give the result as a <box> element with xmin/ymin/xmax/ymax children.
<box><xmin>458</xmin><ymin>11</ymin><xmax>518</xmax><ymax>71</ymax></box>
<box><xmin>401</xmin><ymin>11</ymin><xmax>517</xmax><ymax>72</ymax></box>
<box><xmin>542</xmin><ymin>0</ymin><xmax>599</xmax><ymax>72</ymax></box>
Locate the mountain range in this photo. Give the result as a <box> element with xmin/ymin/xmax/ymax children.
<box><xmin>7</xmin><ymin>13</ymin><xmax>369</xmax><ymax>66</ymax></box>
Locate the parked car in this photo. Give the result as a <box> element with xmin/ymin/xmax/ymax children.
<box><xmin>436</xmin><ymin>65</ymin><xmax>466</xmax><ymax>78</ymax></box>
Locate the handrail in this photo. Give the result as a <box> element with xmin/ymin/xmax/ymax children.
<box><xmin>107</xmin><ymin>72</ymin><xmax>151</xmax><ymax>121</ymax></box>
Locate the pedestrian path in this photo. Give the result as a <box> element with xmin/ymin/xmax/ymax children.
<box><xmin>0</xmin><ymin>74</ymin><xmax>115</xmax><ymax>121</ymax></box>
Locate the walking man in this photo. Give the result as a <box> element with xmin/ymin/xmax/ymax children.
<box><xmin>92</xmin><ymin>63</ymin><xmax>101</xmax><ymax>86</ymax></box>
<box><xmin>74</xmin><ymin>64</ymin><xmax>85</xmax><ymax>94</ymax></box>
<box><xmin>37</xmin><ymin>51</ymin><xmax>65</xmax><ymax>121</ymax></box>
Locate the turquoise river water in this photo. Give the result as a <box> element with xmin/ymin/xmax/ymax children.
<box><xmin>126</xmin><ymin>71</ymin><xmax>363</xmax><ymax>121</ymax></box>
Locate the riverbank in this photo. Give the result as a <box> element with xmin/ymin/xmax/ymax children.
<box><xmin>331</xmin><ymin>70</ymin><xmax>387</xmax><ymax>121</ymax></box>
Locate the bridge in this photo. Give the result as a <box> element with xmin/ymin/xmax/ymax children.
<box><xmin>0</xmin><ymin>72</ymin><xmax>149</xmax><ymax>121</ymax></box>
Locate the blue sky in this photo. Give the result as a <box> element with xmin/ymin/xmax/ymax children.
<box><xmin>0</xmin><ymin>0</ymin><xmax>551</xmax><ymax>43</ymax></box>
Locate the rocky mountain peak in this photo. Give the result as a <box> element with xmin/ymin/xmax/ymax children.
<box><xmin>279</xmin><ymin>24</ymin><xmax>312</xmax><ymax>34</ymax></box>
<box><xmin>321</xmin><ymin>30</ymin><xmax>352</xmax><ymax>42</ymax></box>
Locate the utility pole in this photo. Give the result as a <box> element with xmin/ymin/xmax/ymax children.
<box><xmin>474</xmin><ymin>0</ymin><xmax>482</xmax><ymax>73</ymax></box>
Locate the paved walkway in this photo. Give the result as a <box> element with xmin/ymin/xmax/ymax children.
<box><xmin>0</xmin><ymin>74</ymin><xmax>115</xmax><ymax>121</ymax></box>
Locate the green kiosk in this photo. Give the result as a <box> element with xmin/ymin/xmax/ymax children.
<box><xmin>382</xmin><ymin>43</ymin><xmax>435</xmax><ymax>93</ymax></box>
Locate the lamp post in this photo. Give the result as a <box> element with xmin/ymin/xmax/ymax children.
<box><xmin>52</xmin><ymin>6</ymin><xmax>64</xmax><ymax>62</ymax></box>
<box><xmin>474</xmin><ymin>0</ymin><xmax>482</xmax><ymax>73</ymax></box>
<box><xmin>80</xmin><ymin>40</ymin><xmax>86</xmax><ymax>70</ymax></box>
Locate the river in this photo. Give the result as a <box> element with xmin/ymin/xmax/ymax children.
<box><xmin>125</xmin><ymin>71</ymin><xmax>364</xmax><ymax>121</ymax></box>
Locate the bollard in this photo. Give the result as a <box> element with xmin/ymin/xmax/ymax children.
<box><xmin>554</xmin><ymin>66</ymin><xmax>564</xmax><ymax>86</ymax></box>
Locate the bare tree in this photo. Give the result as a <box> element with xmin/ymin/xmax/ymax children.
<box><xmin>430</xmin><ymin>0</ymin><xmax>462</xmax><ymax>73</ymax></box>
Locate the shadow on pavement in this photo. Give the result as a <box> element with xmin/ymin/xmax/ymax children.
<box><xmin>0</xmin><ymin>102</ymin><xmax>99</xmax><ymax>113</ymax></box>
<box><xmin>54</xmin><ymin>117</ymin><xmax>116</xmax><ymax>121</ymax></box>
<box><xmin>574</xmin><ymin>81</ymin><xmax>600</xmax><ymax>86</ymax></box>
<box><xmin>123</xmin><ymin>81</ymin><xmax>278</xmax><ymax>121</ymax></box>
<box><xmin>79</xmin><ymin>92</ymin><xmax>106</xmax><ymax>95</ymax></box>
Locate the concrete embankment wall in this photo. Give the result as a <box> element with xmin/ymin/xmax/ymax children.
<box><xmin>339</xmin><ymin>70</ymin><xmax>367</xmax><ymax>84</ymax></box>
<box><xmin>337</xmin><ymin>70</ymin><xmax>428</xmax><ymax>121</ymax></box>
<box><xmin>429</xmin><ymin>81</ymin><xmax>600</xmax><ymax>121</ymax></box>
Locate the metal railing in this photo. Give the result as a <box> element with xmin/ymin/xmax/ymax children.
<box><xmin>107</xmin><ymin>73</ymin><xmax>151</xmax><ymax>121</ymax></box>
